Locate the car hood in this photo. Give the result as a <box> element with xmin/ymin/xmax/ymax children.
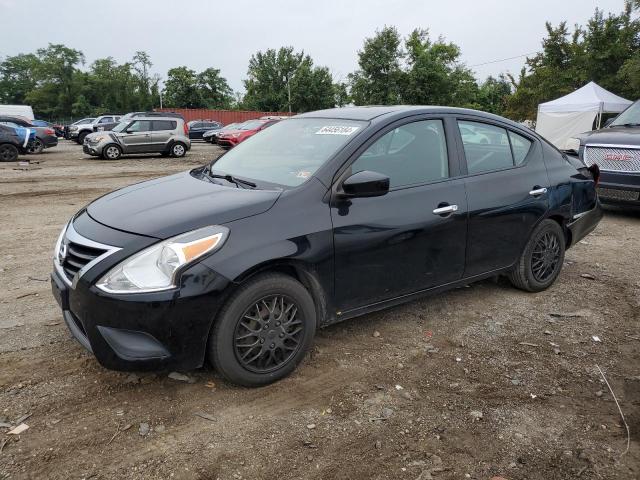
<box><xmin>220</xmin><ymin>129</ymin><xmax>252</xmax><ymax>137</ymax></box>
<box><xmin>87</xmin><ymin>171</ymin><xmax>282</xmax><ymax>239</ymax></box>
<box><xmin>577</xmin><ymin>126</ymin><xmax>640</xmax><ymax>146</ymax></box>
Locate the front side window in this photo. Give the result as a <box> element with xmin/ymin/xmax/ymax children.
<box><xmin>99</xmin><ymin>117</ymin><xmax>112</xmax><ymax>124</ymax></box>
<box><xmin>211</xmin><ymin>118</ymin><xmax>366</xmax><ymax>187</ymax></box>
<box><xmin>458</xmin><ymin>121</ymin><xmax>513</xmax><ymax>174</ymax></box>
<box><xmin>350</xmin><ymin>119</ymin><xmax>449</xmax><ymax>188</ymax></box>
<box><xmin>127</xmin><ymin>120</ymin><xmax>152</xmax><ymax>133</ymax></box>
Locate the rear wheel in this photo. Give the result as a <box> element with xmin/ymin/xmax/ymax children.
<box><xmin>171</xmin><ymin>142</ymin><xmax>187</xmax><ymax>157</ymax></box>
<box><xmin>0</xmin><ymin>143</ymin><xmax>19</xmax><ymax>162</ymax></box>
<box><xmin>208</xmin><ymin>273</ymin><xmax>316</xmax><ymax>387</ymax></box>
<box><xmin>509</xmin><ymin>219</ymin><xmax>565</xmax><ymax>292</ymax></box>
<box><xmin>27</xmin><ymin>138</ymin><xmax>44</xmax><ymax>154</ymax></box>
<box><xmin>102</xmin><ymin>144</ymin><xmax>122</xmax><ymax>160</ymax></box>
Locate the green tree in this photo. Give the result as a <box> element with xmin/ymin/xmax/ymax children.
<box><xmin>243</xmin><ymin>47</ymin><xmax>335</xmax><ymax>112</ymax></box>
<box><xmin>476</xmin><ymin>75</ymin><xmax>512</xmax><ymax>115</ymax></box>
<box><xmin>196</xmin><ymin>67</ymin><xmax>234</xmax><ymax>109</ymax></box>
<box><xmin>349</xmin><ymin>26</ymin><xmax>404</xmax><ymax>105</ymax></box>
<box><xmin>163</xmin><ymin>66</ymin><xmax>202</xmax><ymax>108</ymax></box>
<box><xmin>0</xmin><ymin>53</ymin><xmax>39</xmax><ymax>104</ymax></box>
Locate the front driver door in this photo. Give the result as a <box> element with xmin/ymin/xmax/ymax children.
<box><xmin>331</xmin><ymin>117</ymin><xmax>468</xmax><ymax>313</ymax></box>
<box><xmin>120</xmin><ymin>120</ymin><xmax>153</xmax><ymax>153</ymax></box>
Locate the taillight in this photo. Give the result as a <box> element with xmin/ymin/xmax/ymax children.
<box><xmin>183</xmin><ymin>123</ymin><xmax>189</xmax><ymax>136</ymax></box>
<box><xmin>44</xmin><ymin>128</ymin><xmax>55</xmax><ymax>135</ymax></box>
<box><xmin>588</xmin><ymin>164</ymin><xmax>600</xmax><ymax>187</ymax></box>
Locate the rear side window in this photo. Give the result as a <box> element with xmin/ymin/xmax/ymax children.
<box><xmin>153</xmin><ymin>120</ymin><xmax>177</xmax><ymax>131</ymax></box>
<box><xmin>458</xmin><ymin>121</ymin><xmax>532</xmax><ymax>174</ymax></box>
<box><xmin>99</xmin><ymin>117</ymin><xmax>112</xmax><ymax>124</ymax></box>
<box><xmin>509</xmin><ymin>131</ymin><xmax>532</xmax><ymax>165</ymax></box>
<box><xmin>351</xmin><ymin>119</ymin><xmax>449</xmax><ymax>188</ymax></box>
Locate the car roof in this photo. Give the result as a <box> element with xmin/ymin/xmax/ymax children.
<box><xmin>295</xmin><ymin>105</ymin><xmax>522</xmax><ymax>127</ymax></box>
<box><xmin>132</xmin><ymin>116</ymin><xmax>181</xmax><ymax>122</ymax></box>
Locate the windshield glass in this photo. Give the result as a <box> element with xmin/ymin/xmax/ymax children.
<box><xmin>238</xmin><ymin>120</ymin><xmax>265</xmax><ymax>130</ymax></box>
<box><xmin>112</xmin><ymin>121</ymin><xmax>130</xmax><ymax>133</ymax></box>
<box><xmin>211</xmin><ymin>118</ymin><xmax>366</xmax><ymax>187</ymax></box>
<box><xmin>610</xmin><ymin>100</ymin><xmax>640</xmax><ymax>126</ymax></box>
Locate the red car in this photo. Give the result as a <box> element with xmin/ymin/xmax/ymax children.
<box><xmin>217</xmin><ymin>119</ymin><xmax>280</xmax><ymax>148</ymax></box>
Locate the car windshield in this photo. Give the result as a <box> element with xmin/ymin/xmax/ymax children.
<box><xmin>112</xmin><ymin>121</ymin><xmax>130</xmax><ymax>133</ymax></box>
<box><xmin>210</xmin><ymin>118</ymin><xmax>366</xmax><ymax>187</ymax></box>
<box><xmin>610</xmin><ymin>100</ymin><xmax>640</xmax><ymax>126</ymax></box>
<box><xmin>238</xmin><ymin>120</ymin><xmax>266</xmax><ymax>130</ymax></box>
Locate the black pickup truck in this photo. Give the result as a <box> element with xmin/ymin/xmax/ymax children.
<box><xmin>571</xmin><ymin>99</ymin><xmax>640</xmax><ymax>205</ymax></box>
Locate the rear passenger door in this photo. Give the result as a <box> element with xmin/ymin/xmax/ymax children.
<box><xmin>151</xmin><ymin>120</ymin><xmax>177</xmax><ymax>151</ymax></box>
<box><xmin>456</xmin><ymin>117</ymin><xmax>550</xmax><ymax>277</ymax></box>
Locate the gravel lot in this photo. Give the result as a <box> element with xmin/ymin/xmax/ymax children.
<box><xmin>0</xmin><ymin>141</ymin><xmax>638</xmax><ymax>479</ymax></box>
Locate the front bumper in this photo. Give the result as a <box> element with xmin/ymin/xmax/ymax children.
<box><xmin>82</xmin><ymin>143</ymin><xmax>101</xmax><ymax>156</ymax></box>
<box><xmin>51</xmin><ymin>214</ymin><xmax>232</xmax><ymax>371</ymax></box>
<box><xmin>597</xmin><ymin>171</ymin><xmax>640</xmax><ymax>205</ymax></box>
<box><xmin>217</xmin><ymin>137</ymin><xmax>240</xmax><ymax>148</ymax></box>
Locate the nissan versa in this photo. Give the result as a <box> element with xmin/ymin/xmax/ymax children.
<box><xmin>51</xmin><ymin>106</ymin><xmax>603</xmax><ymax>387</ymax></box>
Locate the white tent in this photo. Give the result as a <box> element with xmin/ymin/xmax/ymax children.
<box><xmin>535</xmin><ymin>81</ymin><xmax>632</xmax><ymax>150</ymax></box>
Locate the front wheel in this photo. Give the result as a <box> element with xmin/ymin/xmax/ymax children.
<box><xmin>509</xmin><ymin>219</ymin><xmax>565</xmax><ymax>292</ymax></box>
<box><xmin>208</xmin><ymin>273</ymin><xmax>316</xmax><ymax>387</ymax></box>
<box><xmin>102</xmin><ymin>144</ymin><xmax>122</xmax><ymax>160</ymax></box>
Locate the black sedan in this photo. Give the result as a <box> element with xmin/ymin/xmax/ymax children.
<box><xmin>51</xmin><ymin>106</ymin><xmax>602</xmax><ymax>387</ymax></box>
<box><xmin>188</xmin><ymin>120</ymin><xmax>222</xmax><ymax>139</ymax></box>
<box><xmin>571</xmin><ymin>99</ymin><xmax>640</xmax><ymax>205</ymax></box>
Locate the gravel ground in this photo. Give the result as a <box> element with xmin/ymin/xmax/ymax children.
<box><xmin>0</xmin><ymin>141</ymin><xmax>638</xmax><ymax>480</ymax></box>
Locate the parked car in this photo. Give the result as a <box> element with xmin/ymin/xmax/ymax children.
<box><xmin>0</xmin><ymin>116</ymin><xmax>58</xmax><ymax>153</ymax></box>
<box><xmin>94</xmin><ymin>111</ymin><xmax>185</xmax><ymax>133</ymax></box>
<box><xmin>64</xmin><ymin>118</ymin><xmax>95</xmax><ymax>139</ymax></box>
<box><xmin>0</xmin><ymin>124</ymin><xmax>34</xmax><ymax>161</ymax></box>
<box><xmin>82</xmin><ymin>116</ymin><xmax>190</xmax><ymax>159</ymax></box>
<box><xmin>569</xmin><ymin>99</ymin><xmax>640</xmax><ymax>205</ymax></box>
<box><xmin>188</xmin><ymin>120</ymin><xmax>222</xmax><ymax>140</ymax></box>
<box><xmin>51</xmin><ymin>106</ymin><xmax>602</xmax><ymax>387</ymax></box>
<box><xmin>217</xmin><ymin>119</ymin><xmax>279</xmax><ymax>148</ymax></box>
<box><xmin>68</xmin><ymin>115</ymin><xmax>122</xmax><ymax>144</ymax></box>
<box><xmin>203</xmin><ymin>123</ymin><xmax>240</xmax><ymax>144</ymax></box>
<box><xmin>32</xmin><ymin>120</ymin><xmax>64</xmax><ymax>137</ymax></box>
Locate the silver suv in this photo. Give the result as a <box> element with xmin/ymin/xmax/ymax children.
<box><xmin>83</xmin><ymin>117</ymin><xmax>191</xmax><ymax>160</ymax></box>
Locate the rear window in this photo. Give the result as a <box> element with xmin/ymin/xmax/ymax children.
<box><xmin>153</xmin><ymin>120</ymin><xmax>177</xmax><ymax>131</ymax></box>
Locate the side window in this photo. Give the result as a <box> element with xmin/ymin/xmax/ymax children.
<box><xmin>351</xmin><ymin>119</ymin><xmax>449</xmax><ymax>188</ymax></box>
<box><xmin>99</xmin><ymin>117</ymin><xmax>112</xmax><ymax>124</ymax></box>
<box><xmin>152</xmin><ymin>120</ymin><xmax>176</xmax><ymax>131</ymax></box>
<box><xmin>458</xmin><ymin>121</ymin><xmax>512</xmax><ymax>174</ymax></box>
<box><xmin>127</xmin><ymin>120</ymin><xmax>152</xmax><ymax>132</ymax></box>
<box><xmin>509</xmin><ymin>131</ymin><xmax>532</xmax><ymax>165</ymax></box>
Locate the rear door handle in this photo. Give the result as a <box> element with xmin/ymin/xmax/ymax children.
<box><xmin>529</xmin><ymin>187</ymin><xmax>548</xmax><ymax>196</ymax></box>
<box><xmin>433</xmin><ymin>204</ymin><xmax>458</xmax><ymax>215</ymax></box>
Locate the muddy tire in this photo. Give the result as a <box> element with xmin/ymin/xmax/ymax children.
<box><xmin>509</xmin><ymin>219</ymin><xmax>565</xmax><ymax>292</ymax></box>
<box><xmin>102</xmin><ymin>144</ymin><xmax>122</xmax><ymax>160</ymax></box>
<box><xmin>208</xmin><ymin>273</ymin><xmax>316</xmax><ymax>387</ymax></box>
<box><xmin>27</xmin><ymin>138</ymin><xmax>44</xmax><ymax>154</ymax></box>
<box><xmin>0</xmin><ymin>143</ymin><xmax>19</xmax><ymax>162</ymax></box>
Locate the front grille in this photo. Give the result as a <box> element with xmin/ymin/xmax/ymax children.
<box><xmin>584</xmin><ymin>146</ymin><xmax>640</xmax><ymax>173</ymax></box>
<box><xmin>61</xmin><ymin>240</ymin><xmax>107</xmax><ymax>282</ymax></box>
<box><xmin>597</xmin><ymin>187</ymin><xmax>640</xmax><ymax>202</ymax></box>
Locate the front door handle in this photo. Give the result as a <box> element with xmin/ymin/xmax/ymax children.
<box><xmin>529</xmin><ymin>187</ymin><xmax>548</xmax><ymax>196</ymax></box>
<box><xmin>433</xmin><ymin>204</ymin><xmax>458</xmax><ymax>215</ymax></box>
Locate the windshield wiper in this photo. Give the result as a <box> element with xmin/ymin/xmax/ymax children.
<box><xmin>208</xmin><ymin>172</ymin><xmax>257</xmax><ymax>188</ymax></box>
<box><xmin>612</xmin><ymin>123</ymin><xmax>640</xmax><ymax>128</ymax></box>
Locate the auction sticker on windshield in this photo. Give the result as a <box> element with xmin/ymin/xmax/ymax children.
<box><xmin>316</xmin><ymin>126</ymin><xmax>360</xmax><ymax>135</ymax></box>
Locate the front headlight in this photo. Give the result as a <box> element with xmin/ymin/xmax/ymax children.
<box><xmin>565</xmin><ymin>137</ymin><xmax>581</xmax><ymax>152</ymax></box>
<box><xmin>93</xmin><ymin>135</ymin><xmax>107</xmax><ymax>142</ymax></box>
<box><xmin>96</xmin><ymin>225</ymin><xmax>229</xmax><ymax>294</ymax></box>
<box><xmin>231</xmin><ymin>133</ymin><xmax>241</xmax><ymax>138</ymax></box>
<box><xmin>69</xmin><ymin>126</ymin><xmax>79</xmax><ymax>132</ymax></box>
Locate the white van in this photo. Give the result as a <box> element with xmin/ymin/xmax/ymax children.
<box><xmin>0</xmin><ymin>105</ymin><xmax>35</xmax><ymax>121</ymax></box>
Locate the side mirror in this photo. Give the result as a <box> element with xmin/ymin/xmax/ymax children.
<box><xmin>340</xmin><ymin>170</ymin><xmax>390</xmax><ymax>198</ymax></box>
<box><xmin>604</xmin><ymin>118</ymin><xmax>615</xmax><ymax>128</ymax></box>
<box><xmin>125</xmin><ymin>129</ymin><xmax>133</xmax><ymax>134</ymax></box>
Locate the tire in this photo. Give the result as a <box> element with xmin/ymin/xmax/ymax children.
<box><xmin>102</xmin><ymin>144</ymin><xmax>122</xmax><ymax>160</ymax></box>
<box><xmin>77</xmin><ymin>131</ymin><xmax>89</xmax><ymax>144</ymax></box>
<box><xmin>170</xmin><ymin>142</ymin><xmax>187</xmax><ymax>157</ymax></box>
<box><xmin>208</xmin><ymin>273</ymin><xmax>316</xmax><ymax>387</ymax></box>
<box><xmin>0</xmin><ymin>143</ymin><xmax>19</xmax><ymax>162</ymax></box>
<box><xmin>27</xmin><ymin>138</ymin><xmax>44</xmax><ymax>154</ymax></box>
<box><xmin>508</xmin><ymin>219</ymin><xmax>565</xmax><ymax>292</ymax></box>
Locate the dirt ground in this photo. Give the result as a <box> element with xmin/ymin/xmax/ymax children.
<box><xmin>0</xmin><ymin>141</ymin><xmax>638</xmax><ymax>480</ymax></box>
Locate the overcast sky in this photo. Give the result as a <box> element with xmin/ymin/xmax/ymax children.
<box><xmin>0</xmin><ymin>0</ymin><xmax>627</xmax><ymax>92</ymax></box>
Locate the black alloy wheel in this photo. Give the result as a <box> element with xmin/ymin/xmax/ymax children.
<box><xmin>0</xmin><ymin>144</ymin><xmax>18</xmax><ymax>162</ymax></box>
<box><xmin>234</xmin><ymin>295</ymin><xmax>305</xmax><ymax>373</ymax></box>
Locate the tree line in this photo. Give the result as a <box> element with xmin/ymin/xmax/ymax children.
<box><xmin>0</xmin><ymin>1</ymin><xmax>638</xmax><ymax>122</ymax></box>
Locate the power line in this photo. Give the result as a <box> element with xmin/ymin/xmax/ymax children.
<box><xmin>469</xmin><ymin>51</ymin><xmax>538</xmax><ymax>68</ymax></box>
